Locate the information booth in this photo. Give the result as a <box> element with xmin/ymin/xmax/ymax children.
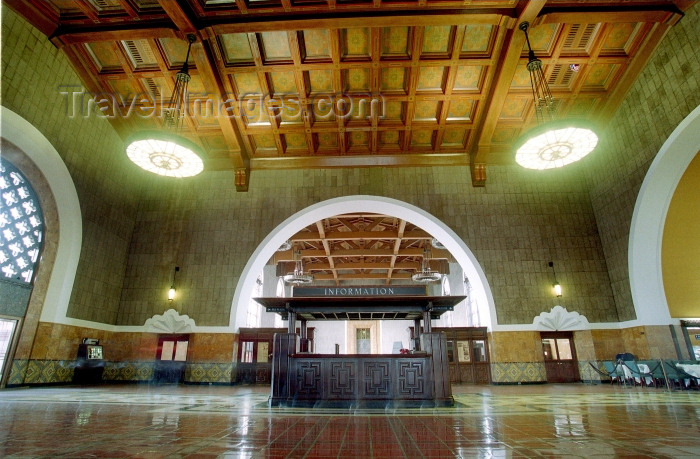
<box><xmin>254</xmin><ymin>291</ymin><xmax>464</xmax><ymax>408</ymax></box>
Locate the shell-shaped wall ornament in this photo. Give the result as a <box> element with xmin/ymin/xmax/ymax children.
<box><xmin>144</xmin><ymin>308</ymin><xmax>196</xmax><ymax>333</ymax></box>
<box><xmin>533</xmin><ymin>305</ymin><xmax>590</xmax><ymax>331</ymax></box>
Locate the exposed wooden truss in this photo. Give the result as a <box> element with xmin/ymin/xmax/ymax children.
<box><xmin>273</xmin><ymin>213</ymin><xmax>451</xmax><ymax>285</ymax></box>
<box><xmin>6</xmin><ymin>0</ymin><xmax>689</xmax><ymax>188</ymax></box>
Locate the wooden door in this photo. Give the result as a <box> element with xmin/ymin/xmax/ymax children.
<box><xmin>237</xmin><ymin>339</ymin><xmax>272</xmax><ymax>384</ymax></box>
<box><xmin>154</xmin><ymin>334</ymin><xmax>189</xmax><ymax>383</ymax></box>
<box><xmin>541</xmin><ymin>332</ymin><xmax>580</xmax><ymax>383</ymax></box>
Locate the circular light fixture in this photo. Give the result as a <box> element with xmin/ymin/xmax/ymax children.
<box><xmin>283</xmin><ymin>272</ymin><xmax>314</xmax><ymax>285</ymax></box>
<box><xmin>126</xmin><ymin>132</ymin><xmax>204</xmax><ymax>178</ymax></box>
<box><xmin>277</xmin><ymin>240</ymin><xmax>292</xmax><ymax>252</ymax></box>
<box><xmin>430</xmin><ymin>238</ymin><xmax>445</xmax><ymax>250</ymax></box>
<box><xmin>411</xmin><ymin>271</ymin><xmax>443</xmax><ymax>283</ymax></box>
<box><xmin>515</xmin><ymin>121</ymin><xmax>598</xmax><ymax>170</ymax></box>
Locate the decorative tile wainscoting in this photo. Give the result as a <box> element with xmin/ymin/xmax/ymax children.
<box><xmin>579</xmin><ymin>360</ymin><xmax>606</xmax><ymax>383</ymax></box>
<box><xmin>7</xmin><ymin>359</ymin><xmax>74</xmax><ymax>385</ymax></box>
<box><xmin>184</xmin><ymin>363</ymin><xmax>235</xmax><ymax>384</ymax></box>
<box><xmin>7</xmin><ymin>359</ymin><xmax>237</xmax><ymax>386</ymax></box>
<box><xmin>103</xmin><ymin>362</ymin><xmax>154</xmax><ymax>382</ymax></box>
<box><xmin>490</xmin><ymin>362</ymin><xmax>546</xmax><ymax>384</ymax></box>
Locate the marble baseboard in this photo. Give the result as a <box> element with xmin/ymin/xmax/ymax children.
<box><xmin>490</xmin><ymin>362</ymin><xmax>547</xmax><ymax>384</ymax></box>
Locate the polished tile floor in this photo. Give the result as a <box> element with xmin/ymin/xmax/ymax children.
<box><xmin>0</xmin><ymin>383</ymin><xmax>698</xmax><ymax>458</ymax></box>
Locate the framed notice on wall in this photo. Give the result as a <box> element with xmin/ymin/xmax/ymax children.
<box><xmin>457</xmin><ymin>341</ymin><xmax>470</xmax><ymax>362</ymax></box>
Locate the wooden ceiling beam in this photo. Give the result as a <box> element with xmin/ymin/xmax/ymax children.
<box><xmin>157</xmin><ymin>0</ymin><xmax>251</xmax><ymax>190</ymax></box>
<box><xmin>470</xmin><ymin>0</ymin><xmax>546</xmax><ymax>184</ymax></box>
<box><xmin>290</xmin><ymin>229</ymin><xmax>432</xmax><ymax>241</ymax></box>
<box><xmin>157</xmin><ymin>0</ymin><xmax>197</xmax><ymax>34</ymax></box>
<box><xmin>211</xmin><ymin>12</ymin><xmax>512</xmax><ymax>35</ymax></box>
<box><xmin>313</xmin><ymin>273</ymin><xmax>413</xmax><ymax>281</ymax></box>
<box><xmin>59</xmin><ymin>44</ymin><xmax>131</xmax><ymax>140</ymax></box>
<box><xmin>50</xmin><ymin>27</ymin><xmax>178</xmax><ymax>47</ymax></box>
<box><xmin>535</xmin><ymin>9</ymin><xmax>683</xmax><ymax>26</ymax></box>
<box><xmin>4</xmin><ymin>0</ymin><xmax>58</xmax><ymax>37</ymax></box>
<box><xmin>305</xmin><ymin>261</ymin><xmax>421</xmax><ymax>271</ymax></box>
<box><xmin>317</xmin><ymin>221</ymin><xmax>339</xmax><ymax>285</ymax></box>
<box><xmin>250</xmin><ymin>153</ymin><xmax>469</xmax><ymax>170</ymax></box>
<box><xmin>274</xmin><ymin>247</ymin><xmax>450</xmax><ymax>261</ymax></box>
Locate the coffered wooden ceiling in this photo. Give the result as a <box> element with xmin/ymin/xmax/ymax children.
<box><xmin>272</xmin><ymin>213</ymin><xmax>451</xmax><ymax>285</ymax></box>
<box><xmin>7</xmin><ymin>0</ymin><xmax>691</xmax><ymax>190</ymax></box>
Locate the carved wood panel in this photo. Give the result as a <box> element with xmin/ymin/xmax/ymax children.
<box><xmin>329</xmin><ymin>361</ymin><xmax>357</xmax><ymax>398</ymax></box>
<box><xmin>363</xmin><ymin>361</ymin><xmax>391</xmax><ymax>397</ymax></box>
<box><xmin>291</xmin><ymin>356</ymin><xmax>433</xmax><ymax>401</ymax></box>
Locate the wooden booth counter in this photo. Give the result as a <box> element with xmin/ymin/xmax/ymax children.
<box><xmin>255</xmin><ymin>295</ymin><xmax>464</xmax><ymax>408</ymax></box>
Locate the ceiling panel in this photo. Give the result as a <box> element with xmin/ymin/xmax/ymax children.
<box><xmin>11</xmin><ymin>0</ymin><xmax>688</xmax><ymax>181</ymax></box>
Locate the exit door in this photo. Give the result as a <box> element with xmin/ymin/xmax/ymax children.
<box><xmin>541</xmin><ymin>332</ymin><xmax>580</xmax><ymax>383</ymax></box>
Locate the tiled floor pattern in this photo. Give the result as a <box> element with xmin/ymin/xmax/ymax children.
<box><xmin>0</xmin><ymin>384</ymin><xmax>698</xmax><ymax>458</ymax></box>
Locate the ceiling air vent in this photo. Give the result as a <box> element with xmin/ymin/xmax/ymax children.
<box><xmin>122</xmin><ymin>39</ymin><xmax>158</xmax><ymax>70</ymax></box>
<box><xmin>563</xmin><ymin>24</ymin><xmax>599</xmax><ymax>54</ymax></box>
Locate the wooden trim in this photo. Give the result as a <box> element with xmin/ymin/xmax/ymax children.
<box><xmin>212</xmin><ymin>12</ymin><xmax>512</xmax><ymax>35</ymax></box>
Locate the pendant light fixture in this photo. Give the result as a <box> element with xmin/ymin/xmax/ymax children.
<box><xmin>412</xmin><ymin>246</ymin><xmax>442</xmax><ymax>283</ymax></box>
<box><xmin>168</xmin><ymin>266</ymin><xmax>179</xmax><ymax>302</ymax></box>
<box><xmin>514</xmin><ymin>22</ymin><xmax>598</xmax><ymax>170</ymax></box>
<box><xmin>548</xmin><ymin>261</ymin><xmax>562</xmax><ymax>297</ymax></box>
<box><xmin>283</xmin><ymin>248</ymin><xmax>314</xmax><ymax>285</ymax></box>
<box><xmin>125</xmin><ymin>34</ymin><xmax>204</xmax><ymax>178</ymax></box>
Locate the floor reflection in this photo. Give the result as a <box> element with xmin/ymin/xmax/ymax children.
<box><xmin>0</xmin><ymin>383</ymin><xmax>698</xmax><ymax>458</ymax></box>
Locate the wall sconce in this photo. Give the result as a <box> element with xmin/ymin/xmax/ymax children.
<box><xmin>168</xmin><ymin>266</ymin><xmax>179</xmax><ymax>302</ymax></box>
<box><xmin>548</xmin><ymin>261</ymin><xmax>562</xmax><ymax>297</ymax></box>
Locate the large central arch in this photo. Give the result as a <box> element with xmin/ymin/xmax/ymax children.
<box><xmin>629</xmin><ymin>103</ymin><xmax>700</xmax><ymax>325</ymax></box>
<box><xmin>230</xmin><ymin>195</ymin><xmax>497</xmax><ymax>330</ymax></box>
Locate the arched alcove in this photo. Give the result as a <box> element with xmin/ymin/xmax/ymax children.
<box><xmin>629</xmin><ymin>104</ymin><xmax>700</xmax><ymax>325</ymax></box>
<box><xmin>230</xmin><ymin>195</ymin><xmax>496</xmax><ymax>331</ymax></box>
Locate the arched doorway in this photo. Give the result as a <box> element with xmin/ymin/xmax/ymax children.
<box><xmin>230</xmin><ymin>196</ymin><xmax>496</xmax><ymax>331</ymax></box>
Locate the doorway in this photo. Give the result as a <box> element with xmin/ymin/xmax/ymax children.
<box><xmin>437</xmin><ymin>327</ymin><xmax>491</xmax><ymax>384</ymax></box>
<box><xmin>0</xmin><ymin>317</ymin><xmax>20</xmax><ymax>388</ymax></box>
<box><xmin>154</xmin><ymin>334</ymin><xmax>189</xmax><ymax>383</ymax></box>
<box><xmin>347</xmin><ymin>321</ymin><xmax>380</xmax><ymax>354</ymax></box>
<box><xmin>541</xmin><ymin>331</ymin><xmax>580</xmax><ymax>383</ymax></box>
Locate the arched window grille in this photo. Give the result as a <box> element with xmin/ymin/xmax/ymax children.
<box><xmin>464</xmin><ymin>276</ymin><xmax>482</xmax><ymax>327</ymax></box>
<box><xmin>274</xmin><ymin>277</ymin><xmax>285</xmax><ymax>328</ymax></box>
<box><xmin>0</xmin><ymin>160</ymin><xmax>44</xmax><ymax>285</ymax></box>
<box><xmin>246</xmin><ymin>274</ymin><xmax>264</xmax><ymax>327</ymax></box>
<box><xmin>438</xmin><ymin>276</ymin><xmax>453</xmax><ymax>326</ymax></box>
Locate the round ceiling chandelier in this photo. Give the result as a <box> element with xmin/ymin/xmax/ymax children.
<box><xmin>514</xmin><ymin>121</ymin><xmax>598</xmax><ymax>170</ymax></box>
<box><xmin>126</xmin><ymin>132</ymin><xmax>204</xmax><ymax>178</ymax></box>
<box><xmin>412</xmin><ymin>247</ymin><xmax>442</xmax><ymax>283</ymax></box>
<box><xmin>276</xmin><ymin>240</ymin><xmax>292</xmax><ymax>252</ymax></box>
<box><xmin>283</xmin><ymin>250</ymin><xmax>314</xmax><ymax>285</ymax></box>
<box><xmin>515</xmin><ymin>21</ymin><xmax>598</xmax><ymax>170</ymax></box>
<box><xmin>283</xmin><ymin>264</ymin><xmax>314</xmax><ymax>285</ymax></box>
<box><xmin>125</xmin><ymin>34</ymin><xmax>204</xmax><ymax>178</ymax></box>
